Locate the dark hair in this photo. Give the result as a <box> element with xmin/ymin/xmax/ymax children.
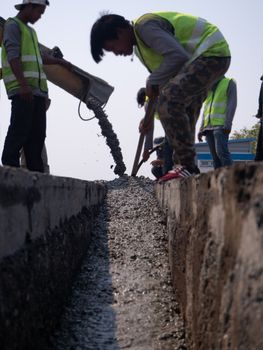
<box><xmin>136</xmin><ymin>87</ymin><xmax>146</xmax><ymax>107</ymax></box>
<box><xmin>90</xmin><ymin>13</ymin><xmax>130</xmax><ymax>63</ymax></box>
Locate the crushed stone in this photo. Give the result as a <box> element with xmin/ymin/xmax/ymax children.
<box><xmin>50</xmin><ymin>176</ymin><xmax>186</xmax><ymax>350</ymax></box>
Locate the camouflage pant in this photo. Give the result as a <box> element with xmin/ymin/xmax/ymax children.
<box><xmin>158</xmin><ymin>56</ymin><xmax>231</xmax><ymax>171</ymax></box>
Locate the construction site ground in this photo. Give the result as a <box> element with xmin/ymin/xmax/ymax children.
<box><xmin>49</xmin><ymin>176</ymin><xmax>186</xmax><ymax>350</ymax></box>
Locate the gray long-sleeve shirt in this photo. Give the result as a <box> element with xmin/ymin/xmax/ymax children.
<box><xmin>134</xmin><ymin>15</ymin><xmax>190</xmax><ymax>86</ymax></box>
<box><xmin>199</xmin><ymin>79</ymin><xmax>237</xmax><ymax>132</ymax></box>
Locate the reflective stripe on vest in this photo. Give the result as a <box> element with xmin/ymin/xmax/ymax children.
<box><xmin>133</xmin><ymin>12</ymin><xmax>230</xmax><ymax>73</ymax></box>
<box><xmin>203</xmin><ymin>78</ymin><xmax>231</xmax><ymax>127</ymax></box>
<box><xmin>1</xmin><ymin>17</ymin><xmax>48</xmax><ymax>93</ymax></box>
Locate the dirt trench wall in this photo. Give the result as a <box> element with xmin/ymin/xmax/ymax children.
<box><xmin>0</xmin><ymin>166</ymin><xmax>106</xmax><ymax>350</ymax></box>
<box><xmin>155</xmin><ymin>162</ymin><xmax>263</xmax><ymax>350</ymax></box>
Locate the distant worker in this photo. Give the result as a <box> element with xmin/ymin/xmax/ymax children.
<box><xmin>198</xmin><ymin>76</ymin><xmax>237</xmax><ymax>169</ymax></box>
<box><xmin>1</xmin><ymin>0</ymin><xmax>72</xmax><ymax>172</ymax></box>
<box><xmin>254</xmin><ymin>75</ymin><xmax>263</xmax><ymax>161</ymax></box>
<box><xmin>90</xmin><ymin>11</ymin><xmax>231</xmax><ymax>180</ymax></box>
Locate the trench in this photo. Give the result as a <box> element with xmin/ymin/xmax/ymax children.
<box><xmin>49</xmin><ymin>176</ymin><xmax>186</xmax><ymax>350</ymax></box>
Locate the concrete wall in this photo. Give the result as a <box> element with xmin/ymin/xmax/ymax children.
<box><xmin>0</xmin><ymin>166</ymin><xmax>106</xmax><ymax>350</ymax></box>
<box><xmin>156</xmin><ymin>162</ymin><xmax>263</xmax><ymax>350</ymax></box>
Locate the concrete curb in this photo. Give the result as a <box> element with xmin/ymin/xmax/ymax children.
<box><xmin>0</xmin><ymin>166</ymin><xmax>106</xmax><ymax>350</ymax></box>
<box><xmin>155</xmin><ymin>162</ymin><xmax>263</xmax><ymax>350</ymax></box>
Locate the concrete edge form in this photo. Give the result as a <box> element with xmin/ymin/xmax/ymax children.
<box><xmin>0</xmin><ymin>166</ymin><xmax>106</xmax><ymax>350</ymax></box>
<box><xmin>155</xmin><ymin>162</ymin><xmax>263</xmax><ymax>350</ymax></box>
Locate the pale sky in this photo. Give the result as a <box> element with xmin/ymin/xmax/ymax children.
<box><xmin>1</xmin><ymin>0</ymin><xmax>262</xmax><ymax>181</ymax></box>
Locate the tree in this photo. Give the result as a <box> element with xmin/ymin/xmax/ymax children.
<box><xmin>231</xmin><ymin>122</ymin><xmax>260</xmax><ymax>153</ymax></box>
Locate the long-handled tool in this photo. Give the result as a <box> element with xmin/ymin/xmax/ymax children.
<box><xmin>131</xmin><ymin>98</ymin><xmax>157</xmax><ymax>176</ymax></box>
<box><xmin>135</xmin><ymin>141</ymin><xmax>165</xmax><ymax>175</ymax></box>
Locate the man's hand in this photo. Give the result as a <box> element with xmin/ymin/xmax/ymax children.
<box><xmin>151</xmin><ymin>159</ymin><xmax>164</xmax><ymax>167</ymax></box>
<box><xmin>19</xmin><ymin>83</ymin><xmax>33</xmax><ymax>102</ymax></box>
<box><xmin>223</xmin><ymin>128</ymin><xmax>231</xmax><ymax>135</ymax></box>
<box><xmin>146</xmin><ymin>82</ymin><xmax>159</xmax><ymax>100</ymax></box>
<box><xmin>139</xmin><ymin>118</ymin><xmax>153</xmax><ymax>135</ymax></box>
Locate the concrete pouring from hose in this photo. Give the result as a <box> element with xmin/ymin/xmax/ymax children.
<box><xmin>0</xmin><ymin>16</ymin><xmax>126</xmax><ymax>176</ymax></box>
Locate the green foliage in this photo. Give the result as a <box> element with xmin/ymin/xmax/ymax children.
<box><xmin>231</xmin><ymin>122</ymin><xmax>260</xmax><ymax>153</ymax></box>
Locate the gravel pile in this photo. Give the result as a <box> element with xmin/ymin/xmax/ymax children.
<box><xmin>50</xmin><ymin>176</ymin><xmax>186</xmax><ymax>350</ymax></box>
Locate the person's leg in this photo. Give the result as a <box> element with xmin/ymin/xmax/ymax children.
<box><xmin>186</xmin><ymin>94</ymin><xmax>207</xmax><ymax>145</ymax></box>
<box><xmin>255</xmin><ymin>120</ymin><xmax>263</xmax><ymax>161</ymax></box>
<box><xmin>23</xmin><ymin>96</ymin><xmax>46</xmax><ymax>172</ymax></box>
<box><xmin>205</xmin><ymin>130</ymin><xmax>222</xmax><ymax>169</ymax></box>
<box><xmin>214</xmin><ymin>129</ymin><xmax>233</xmax><ymax>166</ymax></box>
<box><xmin>2</xmin><ymin>96</ymin><xmax>34</xmax><ymax>167</ymax></box>
<box><xmin>158</xmin><ymin>56</ymin><xmax>230</xmax><ymax>173</ymax></box>
<box><xmin>151</xmin><ymin>165</ymin><xmax>163</xmax><ymax>179</ymax></box>
<box><xmin>162</xmin><ymin>136</ymin><xmax>174</xmax><ymax>174</ymax></box>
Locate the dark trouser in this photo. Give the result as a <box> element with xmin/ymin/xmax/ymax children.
<box><xmin>2</xmin><ymin>95</ymin><xmax>46</xmax><ymax>173</ymax></box>
<box><xmin>151</xmin><ymin>165</ymin><xmax>163</xmax><ymax>179</ymax></box>
<box><xmin>158</xmin><ymin>56</ymin><xmax>231</xmax><ymax>172</ymax></box>
<box><xmin>255</xmin><ymin>119</ymin><xmax>263</xmax><ymax>161</ymax></box>
<box><xmin>151</xmin><ymin>136</ymin><xmax>173</xmax><ymax>179</ymax></box>
<box><xmin>162</xmin><ymin>137</ymin><xmax>173</xmax><ymax>174</ymax></box>
<box><xmin>205</xmin><ymin>129</ymin><xmax>233</xmax><ymax>169</ymax></box>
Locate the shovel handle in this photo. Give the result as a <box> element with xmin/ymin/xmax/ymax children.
<box><xmin>131</xmin><ymin>98</ymin><xmax>157</xmax><ymax>176</ymax></box>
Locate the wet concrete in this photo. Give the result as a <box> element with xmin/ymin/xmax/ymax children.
<box><xmin>87</xmin><ymin>98</ymin><xmax>126</xmax><ymax>176</ymax></box>
<box><xmin>50</xmin><ymin>176</ymin><xmax>186</xmax><ymax>350</ymax></box>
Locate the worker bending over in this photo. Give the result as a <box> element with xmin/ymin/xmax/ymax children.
<box><xmin>90</xmin><ymin>11</ymin><xmax>231</xmax><ymax>180</ymax></box>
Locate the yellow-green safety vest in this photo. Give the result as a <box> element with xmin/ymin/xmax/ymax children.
<box><xmin>133</xmin><ymin>12</ymin><xmax>230</xmax><ymax>73</ymax></box>
<box><xmin>203</xmin><ymin>77</ymin><xmax>232</xmax><ymax>127</ymax></box>
<box><xmin>1</xmin><ymin>17</ymin><xmax>48</xmax><ymax>93</ymax></box>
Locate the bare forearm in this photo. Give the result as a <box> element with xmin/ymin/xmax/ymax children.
<box><xmin>9</xmin><ymin>58</ymin><xmax>28</xmax><ymax>87</ymax></box>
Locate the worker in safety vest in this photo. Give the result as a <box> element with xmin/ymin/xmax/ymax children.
<box><xmin>90</xmin><ymin>12</ymin><xmax>231</xmax><ymax>181</ymax></box>
<box><xmin>1</xmin><ymin>0</ymin><xmax>71</xmax><ymax>172</ymax></box>
<box><xmin>198</xmin><ymin>77</ymin><xmax>237</xmax><ymax>169</ymax></box>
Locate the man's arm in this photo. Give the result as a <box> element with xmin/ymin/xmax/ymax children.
<box><xmin>224</xmin><ymin>79</ymin><xmax>237</xmax><ymax>132</ymax></box>
<box><xmin>42</xmin><ymin>52</ymin><xmax>72</xmax><ymax>70</ymax></box>
<box><xmin>3</xmin><ymin>20</ymin><xmax>32</xmax><ymax>100</ymax></box>
<box><xmin>136</xmin><ymin>18</ymin><xmax>189</xmax><ymax>86</ymax></box>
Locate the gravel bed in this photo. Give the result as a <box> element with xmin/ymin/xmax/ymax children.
<box><xmin>50</xmin><ymin>176</ymin><xmax>186</xmax><ymax>350</ymax></box>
